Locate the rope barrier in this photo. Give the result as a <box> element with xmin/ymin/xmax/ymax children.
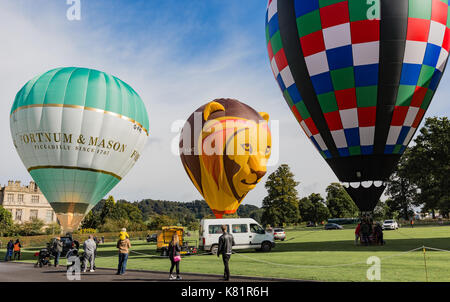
<box><xmin>231</xmin><ymin>246</ymin><xmax>426</xmax><ymax>269</ymax></box>
<box><xmin>422</xmin><ymin>246</ymin><xmax>450</xmax><ymax>253</ymax></box>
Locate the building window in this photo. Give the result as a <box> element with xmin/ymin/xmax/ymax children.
<box><xmin>18</xmin><ymin>194</ymin><xmax>24</xmax><ymax>203</ymax></box>
<box><xmin>15</xmin><ymin>209</ymin><xmax>23</xmax><ymax>221</ymax></box>
<box><xmin>7</xmin><ymin>194</ymin><xmax>14</xmax><ymax>203</ymax></box>
<box><xmin>46</xmin><ymin>210</ymin><xmax>54</xmax><ymax>222</ymax></box>
<box><xmin>30</xmin><ymin>210</ymin><xmax>39</xmax><ymax>220</ymax></box>
<box><xmin>31</xmin><ymin>195</ymin><xmax>39</xmax><ymax>203</ymax></box>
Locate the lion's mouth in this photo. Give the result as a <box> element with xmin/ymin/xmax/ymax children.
<box><xmin>241</xmin><ymin>179</ymin><xmax>258</xmax><ymax>186</ymax></box>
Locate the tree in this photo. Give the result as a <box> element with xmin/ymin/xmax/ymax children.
<box><xmin>261</xmin><ymin>164</ymin><xmax>300</xmax><ymax>227</ymax></box>
<box><xmin>373</xmin><ymin>201</ymin><xmax>390</xmax><ymax>221</ymax></box>
<box><xmin>45</xmin><ymin>222</ymin><xmax>62</xmax><ymax>235</ymax></box>
<box><xmin>82</xmin><ymin>196</ymin><xmax>146</xmax><ymax>231</ymax></box>
<box><xmin>18</xmin><ymin>218</ymin><xmax>45</xmax><ymax>236</ymax></box>
<box><xmin>0</xmin><ymin>206</ymin><xmax>13</xmax><ymax>236</ymax></box>
<box><xmin>325</xmin><ymin>183</ymin><xmax>359</xmax><ymax>218</ymax></box>
<box><xmin>298</xmin><ymin>193</ymin><xmax>330</xmax><ymax>224</ymax></box>
<box><xmin>100</xmin><ymin>195</ymin><xmax>117</xmax><ymax>223</ymax></box>
<box><xmin>147</xmin><ymin>215</ymin><xmax>176</xmax><ymax>230</ymax></box>
<box><xmin>81</xmin><ymin>211</ymin><xmax>101</xmax><ymax>229</ymax></box>
<box><xmin>386</xmin><ymin>151</ymin><xmax>417</xmax><ymax>220</ymax></box>
<box><xmin>403</xmin><ymin>117</ymin><xmax>449</xmax><ymax>218</ymax></box>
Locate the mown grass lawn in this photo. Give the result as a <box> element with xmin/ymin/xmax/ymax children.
<box><xmin>5</xmin><ymin>225</ymin><xmax>450</xmax><ymax>282</ymax></box>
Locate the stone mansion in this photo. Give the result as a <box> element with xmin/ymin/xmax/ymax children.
<box><xmin>0</xmin><ymin>180</ymin><xmax>57</xmax><ymax>224</ymax></box>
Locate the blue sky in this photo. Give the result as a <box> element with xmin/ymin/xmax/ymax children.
<box><xmin>0</xmin><ymin>0</ymin><xmax>449</xmax><ymax>207</ymax></box>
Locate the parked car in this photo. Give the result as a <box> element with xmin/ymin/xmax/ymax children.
<box><xmin>273</xmin><ymin>228</ymin><xmax>286</xmax><ymax>241</ymax></box>
<box><xmin>306</xmin><ymin>222</ymin><xmax>317</xmax><ymax>227</ymax></box>
<box><xmin>382</xmin><ymin>220</ymin><xmax>399</xmax><ymax>230</ymax></box>
<box><xmin>199</xmin><ymin>218</ymin><xmax>275</xmax><ymax>253</ymax></box>
<box><xmin>146</xmin><ymin>233</ymin><xmax>157</xmax><ymax>242</ymax></box>
<box><xmin>324</xmin><ymin>223</ymin><xmax>343</xmax><ymax>230</ymax></box>
<box><xmin>50</xmin><ymin>236</ymin><xmax>74</xmax><ymax>257</ymax></box>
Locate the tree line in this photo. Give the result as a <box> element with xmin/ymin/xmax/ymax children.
<box><xmin>80</xmin><ymin>196</ymin><xmax>263</xmax><ymax>232</ymax></box>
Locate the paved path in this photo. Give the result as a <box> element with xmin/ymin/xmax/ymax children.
<box><xmin>0</xmin><ymin>262</ymin><xmax>293</xmax><ymax>282</ymax></box>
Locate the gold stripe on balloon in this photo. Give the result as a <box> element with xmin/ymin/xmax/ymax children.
<box><xmin>11</xmin><ymin>103</ymin><xmax>149</xmax><ymax>136</ymax></box>
<box><xmin>27</xmin><ymin>165</ymin><xmax>122</xmax><ymax>180</ymax></box>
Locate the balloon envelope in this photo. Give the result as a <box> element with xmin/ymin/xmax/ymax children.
<box><xmin>179</xmin><ymin>99</ymin><xmax>271</xmax><ymax>218</ymax></box>
<box><xmin>10</xmin><ymin>67</ymin><xmax>149</xmax><ymax>232</ymax></box>
<box><xmin>266</xmin><ymin>0</ymin><xmax>449</xmax><ymax>211</ymax></box>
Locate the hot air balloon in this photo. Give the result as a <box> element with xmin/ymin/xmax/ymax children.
<box><xmin>179</xmin><ymin>99</ymin><xmax>271</xmax><ymax>218</ymax></box>
<box><xmin>266</xmin><ymin>0</ymin><xmax>449</xmax><ymax>212</ymax></box>
<box><xmin>10</xmin><ymin>67</ymin><xmax>149</xmax><ymax>232</ymax></box>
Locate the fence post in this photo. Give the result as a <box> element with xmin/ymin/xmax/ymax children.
<box><xmin>422</xmin><ymin>246</ymin><xmax>428</xmax><ymax>282</ymax></box>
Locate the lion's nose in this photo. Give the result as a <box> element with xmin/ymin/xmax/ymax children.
<box><xmin>252</xmin><ymin>169</ymin><xmax>266</xmax><ymax>180</ymax></box>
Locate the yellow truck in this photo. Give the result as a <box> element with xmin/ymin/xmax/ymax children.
<box><xmin>156</xmin><ymin>226</ymin><xmax>197</xmax><ymax>256</ymax></box>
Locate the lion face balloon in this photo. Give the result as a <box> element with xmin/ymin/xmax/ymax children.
<box><xmin>180</xmin><ymin>99</ymin><xmax>271</xmax><ymax>218</ymax></box>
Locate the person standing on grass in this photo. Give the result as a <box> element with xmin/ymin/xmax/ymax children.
<box><xmin>360</xmin><ymin>220</ymin><xmax>371</xmax><ymax>246</ymax></box>
<box><xmin>217</xmin><ymin>225</ymin><xmax>235</xmax><ymax>281</ymax></box>
<box><xmin>13</xmin><ymin>239</ymin><xmax>21</xmax><ymax>260</ymax></box>
<box><xmin>374</xmin><ymin>222</ymin><xmax>384</xmax><ymax>245</ymax></box>
<box><xmin>116</xmin><ymin>231</ymin><xmax>131</xmax><ymax>275</ymax></box>
<box><xmin>168</xmin><ymin>232</ymin><xmax>182</xmax><ymax>280</ymax></box>
<box><xmin>82</xmin><ymin>235</ymin><xmax>97</xmax><ymax>273</ymax></box>
<box><xmin>4</xmin><ymin>240</ymin><xmax>14</xmax><ymax>261</ymax></box>
<box><xmin>354</xmin><ymin>222</ymin><xmax>361</xmax><ymax>245</ymax></box>
<box><xmin>53</xmin><ymin>237</ymin><xmax>63</xmax><ymax>267</ymax></box>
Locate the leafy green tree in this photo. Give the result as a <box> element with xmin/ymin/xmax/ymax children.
<box><xmin>0</xmin><ymin>206</ymin><xmax>13</xmax><ymax>236</ymax></box>
<box><xmin>45</xmin><ymin>222</ymin><xmax>62</xmax><ymax>235</ymax></box>
<box><xmin>299</xmin><ymin>193</ymin><xmax>330</xmax><ymax>224</ymax></box>
<box><xmin>18</xmin><ymin>218</ymin><xmax>45</xmax><ymax>236</ymax></box>
<box><xmin>373</xmin><ymin>201</ymin><xmax>390</xmax><ymax>221</ymax></box>
<box><xmin>81</xmin><ymin>211</ymin><xmax>101</xmax><ymax>229</ymax></box>
<box><xmin>261</xmin><ymin>164</ymin><xmax>300</xmax><ymax>227</ymax></box>
<box><xmin>325</xmin><ymin>183</ymin><xmax>359</xmax><ymax>218</ymax></box>
<box><xmin>403</xmin><ymin>117</ymin><xmax>449</xmax><ymax>218</ymax></box>
<box><xmin>147</xmin><ymin>215</ymin><xmax>176</xmax><ymax>230</ymax></box>
<box><xmin>187</xmin><ymin>220</ymin><xmax>200</xmax><ymax>231</ymax></box>
<box><xmin>386</xmin><ymin>152</ymin><xmax>417</xmax><ymax>220</ymax></box>
<box><xmin>100</xmin><ymin>195</ymin><xmax>117</xmax><ymax>223</ymax></box>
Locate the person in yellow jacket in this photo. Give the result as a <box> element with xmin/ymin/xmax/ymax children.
<box><xmin>13</xmin><ymin>239</ymin><xmax>22</xmax><ymax>260</ymax></box>
<box><xmin>119</xmin><ymin>228</ymin><xmax>129</xmax><ymax>241</ymax></box>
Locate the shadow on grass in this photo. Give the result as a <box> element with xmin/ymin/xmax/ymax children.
<box><xmin>271</xmin><ymin>237</ymin><xmax>450</xmax><ymax>252</ymax></box>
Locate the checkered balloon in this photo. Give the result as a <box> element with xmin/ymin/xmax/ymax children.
<box><xmin>266</xmin><ymin>0</ymin><xmax>449</xmax><ymax>212</ymax></box>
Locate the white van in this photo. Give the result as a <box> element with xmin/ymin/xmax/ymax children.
<box><xmin>199</xmin><ymin>218</ymin><xmax>275</xmax><ymax>254</ymax></box>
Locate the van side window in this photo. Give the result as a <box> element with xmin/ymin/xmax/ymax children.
<box><xmin>232</xmin><ymin>224</ymin><xmax>248</xmax><ymax>233</ymax></box>
<box><xmin>209</xmin><ymin>225</ymin><xmax>223</xmax><ymax>234</ymax></box>
<box><xmin>250</xmin><ymin>224</ymin><xmax>265</xmax><ymax>234</ymax></box>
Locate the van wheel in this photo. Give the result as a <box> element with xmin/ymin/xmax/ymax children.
<box><xmin>261</xmin><ymin>241</ymin><xmax>272</xmax><ymax>252</ymax></box>
<box><xmin>210</xmin><ymin>244</ymin><xmax>218</xmax><ymax>255</ymax></box>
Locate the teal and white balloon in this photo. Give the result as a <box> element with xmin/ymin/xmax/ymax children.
<box><xmin>10</xmin><ymin>67</ymin><xmax>149</xmax><ymax>232</ymax></box>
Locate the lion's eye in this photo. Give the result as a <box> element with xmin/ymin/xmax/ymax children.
<box><xmin>241</xmin><ymin>143</ymin><xmax>252</xmax><ymax>153</ymax></box>
<box><xmin>265</xmin><ymin>146</ymin><xmax>271</xmax><ymax>155</ymax></box>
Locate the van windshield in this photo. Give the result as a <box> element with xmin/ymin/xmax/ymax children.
<box><xmin>250</xmin><ymin>224</ymin><xmax>265</xmax><ymax>234</ymax></box>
